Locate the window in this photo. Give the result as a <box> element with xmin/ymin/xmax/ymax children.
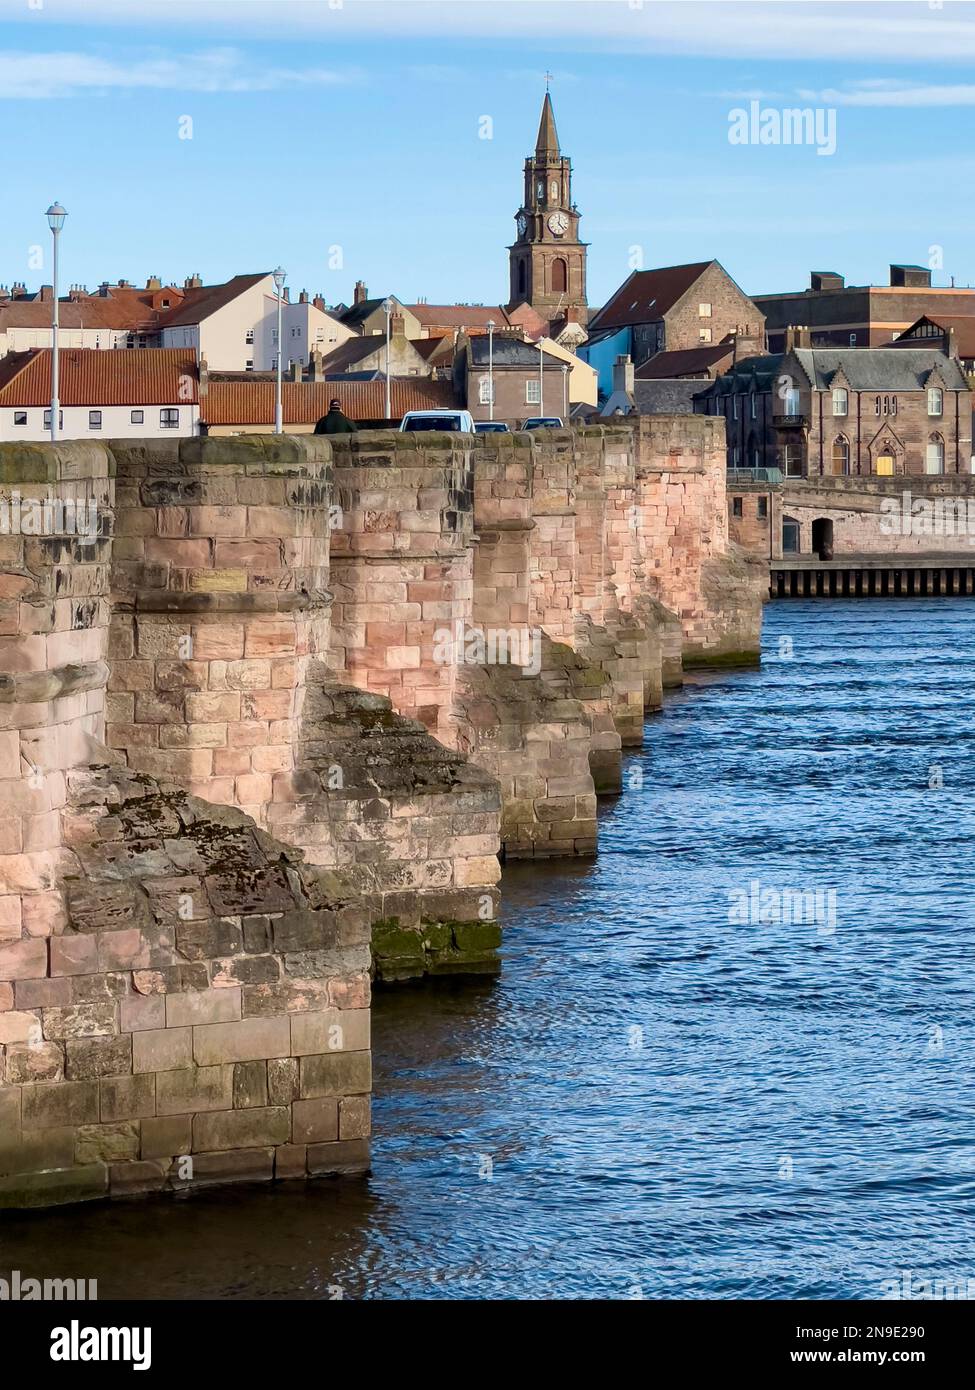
<box><xmin>849</xmin><ymin>333</ymin><xmax>857</xmax><ymax>346</ymax></box>
<box><xmin>43</xmin><ymin>410</ymin><xmax>63</xmax><ymax>430</ymax></box>
<box><xmin>245</xmin><ymin>360</ymin><xmax>254</xmax><ymax>371</ymax></box>
<box><xmin>526</xmin><ymin>380</ymin><xmax>541</xmax><ymax>404</ymax></box>
<box><xmin>88</xmin><ymin>410</ymin><xmax>102</xmax><ymax>430</ymax></box>
<box><xmin>699</xmin><ymin>302</ymin><xmax>712</xmax><ymax>318</ymax></box>
<box><xmin>782</xmin><ymin>385</ymin><xmax>800</xmax><ymax>415</ymax></box>
<box><xmin>757</xmin><ymin>496</ymin><xmax>768</xmax><ymax>519</ymax></box>
<box><xmin>750</xmin><ymin>394</ymin><xmax>757</xmax><ymax>420</ymax></box>
<box><xmin>245</xmin><ymin>330</ymin><xmax>254</xmax><ymax>344</ymax></box>
<box><xmin>732</xmin><ymin>497</ymin><xmax>743</xmax><ymax>517</ymax></box>
<box><xmin>551</xmin><ymin>258</ymin><xmax>568</xmax><ymax>294</ymax></box>
<box><xmin>832</xmin><ymin>388</ymin><xmax>848</xmax><ymax>417</ymax></box>
<box><xmin>928</xmin><ymin>387</ymin><xmax>943</xmax><ymax>416</ymax></box>
<box><xmin>160</xmin><ymin>408</ymin><xmax>179</xmax><ymax>429</ymax></box>
<box><xmin>550</xmin><ymin>180</ymin><xmax>558</xmax><ymax>201</ymax></box>
<box><xmin>831</xmin><ymin>436</ymin><xmax>850</xmax><ymax>475</ymax></box>
<box><xmin>699</xmin><ymin>327</ymin><xmax>712</xmax><ymax>344</ymax></box>
<box><xmin>891</xmin><ymin>396</ymin><xmax>897</xmax><ymax>415</ymax></box>
<box><xmin>161</xmin><ymin>298</ymin><xmax>170</xmax><ymax>309</ymax></box>
<box><xmin>875</xmin><ymin>396</ymin><xmax>881</xmax><ymax>416</ymax></box>
<box><xmin>478</xmin><ymin>377</ymin><xmax>495</xmax><ymax>405</ymax></box>
<box><xmin>732</xmin><ymin>396</ymin><xmax>739</xmax><ymax>420</ymax></box>
<box><xmin>782</xmin><ymin>444</ymin><xmax>803</xmax><ymax>477</ymax></box>
<box><xmin>782</xmin><ymin>518</ymin><xmax>800</xmax><ymax>553</ymax></box>
<box><xmin>13</xmin><ymin>411</ymin><xmax>27</xmax><ymax>426</ymax></box>
<box><xmin>926</xmin><ymin>435</ymin><xmax>945</xmax><ymax>474</ymax></box>
<box><xmin>130</xmin><ymin>410</ymin><xmax>144</xmax><ymax>425</ymax></box>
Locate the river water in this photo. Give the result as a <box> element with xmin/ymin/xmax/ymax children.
<box><xmin>3</xmin><ymin>599</ymin><xmax>975</xmax><ymax>1299</ymax></box>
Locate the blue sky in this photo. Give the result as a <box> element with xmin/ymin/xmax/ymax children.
<box><xmin>3</xmin><ymin>0</ymin><xmax>975</xmax><ymax>309</ymax></box>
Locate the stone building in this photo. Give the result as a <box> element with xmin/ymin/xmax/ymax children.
<box><xmin>583</xmin><ymin>260</ymin><xmax>765</xmax><ymax>398</ymax></box>
<box><xmin>507</xmin><ymin>93</ymin><xmax>588</xmax><ymax>334</ymax></box>
<box><xmin>695</xmin><ymin>344</ymin><xmax>972</xmax><ymax>478</ymax></box>
<box><xmin>460</xmin><ymin>334</ymin><xmax>569</xmax><ymax>423</ymax></box>
<box><xmin>754</xmin><ymin>265</ymin><xmax>975</xmax><ymax>352</ymax></box>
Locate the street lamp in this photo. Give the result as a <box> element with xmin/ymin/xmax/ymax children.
<box><xmin>272</xmin><ymin>266</ymin><xmax>286</xmax><ymax>434</ymax></box>
<box><xmin>538</xmin><ymin>342</ymin><xmax>544</xmax><ymax>417</ymax></box>
<box><xmin>486</xmin><ymin>319</ymin><xmax>496</xmax><ymax>422</ymax></box>
<box><xmin>562</xmin><ymin>364</ymin><xmax>569</xmax><ymax>421</ymax></box>
<box><xmin>46</xmin><ymin>203</ymin><xmax>66</xmax><ymax>442</ymax></box>
<box><xmin>382</xmin><ymin>297</ymin><xmax>394</xmax><ymax>422</ymax></box>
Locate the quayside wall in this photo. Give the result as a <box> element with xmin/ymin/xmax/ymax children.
<box><xmin>0</xmin><ymin>421</ymin><xmax>762</xmax><ymax>1208</ymax></box>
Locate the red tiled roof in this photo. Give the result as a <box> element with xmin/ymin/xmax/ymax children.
<box><xmin>636</xmin><ymin>343</ymin><xmax>734</xmax><ymax>379</ymax></box>
<box><xmin>0</xmin><ymin>294</ymin><xmax>158</xmax><ymax>334</ymax></box>
<box><xmin>589</xmin><ymin>261</ymin><xmax>715</xmax><ymax>331</ymax></box>
<box><xmin>201</xmin><ymin>377</ymin><xmax>456</xmax><ymax>426</ymax></box>
<box><xmin>407</xmin><ymin>304</ymin><xmax>511</xmax><ymax>330</ymax></box>
<box><xmin>0</xmin><ymin>349</ymin><xmax>198</xmax><ymax>405</ymax></box>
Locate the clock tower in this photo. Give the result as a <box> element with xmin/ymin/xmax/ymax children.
<box><xmin>507</xmin><ymin>91</ymin><xmax>588</xmax><ymax>328</ymax></box>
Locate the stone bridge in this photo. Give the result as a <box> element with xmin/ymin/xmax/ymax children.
<box><xmin>0</xmin><ymin>420</ymin><xmax>763</xmax><ymax>1207</ymax></box>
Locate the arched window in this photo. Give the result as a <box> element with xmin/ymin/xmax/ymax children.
<box><xmin>926</xmin><ymin>434</ymin><xmax>945</xmax><ymax>475</ymax></box>
<box><xmin>831</xmin><ymin>436</ymin><xmax>850</xmax><ymax>475</ymax></box>
<box><xmin>517</xmin><ymin>259</ymin><xmax>527</xmax><ymax>298</ymax></box>
<box><xmin>551</xmin><ymin>258</ymin><xmax>568</xmax><ymax>294</ymax></box>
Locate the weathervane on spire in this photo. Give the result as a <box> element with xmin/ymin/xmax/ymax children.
<box><xmin>544</xmin><ymin>70</ymin><xmax>553</xmax><ymax>92</ymax></box>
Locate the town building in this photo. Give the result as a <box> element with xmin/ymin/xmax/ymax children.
<box><xmin>753</xmin><ymin>265</ymin><xmax>975</xmax><ymax>352</ymax></box>
<box><xmin>459</xmin><ymin>334</ymin><xmax>575</xmax><ymax>423</ymax></box>
<box><xmin>0</xmin><ymin>274</ymin><xmax>351</xmax><ymax>372</ymax></box>
<box><xmin>506</xmin><ymin>92</ymin><xmax>589</xmax><ymax>336</ymax></box>
<box><xmin>888</xmin><ymin>315</ymin><xmax>975</xmax><ymax>376</ymax></box>
<box><xmin>0</xmin><ymin>348</ymin><xmax>198</xmax><ymax>440</ymax></box>
<box><xmin>694</xmin><ymin>345</ymin><xmax>972</xmax><ymax>478</ymax></box>
<box><xmin>582</xmin><ymin>260</ymin><xmax>765</xmax><ymax>397</ymax></box>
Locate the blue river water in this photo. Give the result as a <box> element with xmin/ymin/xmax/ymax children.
<box><xmin>3</xmin><ymin>599</ymin><xmax>974</xmax><ymax>1299</ymax></box>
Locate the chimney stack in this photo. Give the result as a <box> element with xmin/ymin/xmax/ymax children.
<box><xmin>613</xmin><ymin>354</ymin><xmax>635</xmax><ymax>396</ymax></box>
<box><xmin>299</xmin><ymin>290</ymin><xmax>309</xmax><ymax>304</ymax></box>
<box><xmin>146</xmin><ymin>276</ymin><xmax>162</xmax><ymax>291</ymax></box>
<box><xmin>353</xmin><ymin>279</ymin><xmax>368</xmax><ymax>306</ymax></box>
<box><xmin>312</xmin><ymin>294</ymin><xmax>326</xmax><ymax>312</ymax></box>
<box><xmin>308</xmin><ymin>348</ymin><xmax>326</xmax><ymax>383</ymax></box>
<box><xmin>184</xmin><ymin>274</ymin><xmax>203</xmax><ymax>289</ymax></box>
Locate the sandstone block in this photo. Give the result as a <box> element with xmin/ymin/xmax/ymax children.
<box><xmin>100</xmin><ymin>1073</ymin><xmax>156</xmax><ymax>1122</ymax></box>
<box><xmin>299</xmin><ymin>1050</ymin><xmax>371</xmax><ymax>1100</ymax></box>
<box><xmin>0</xmin><ymin>937</ymin><xmax>47</xmax><ymax>981</ymax></box>
<box><xmin>132</xmin><ymin>1026</ymin><xmax>192</xmax><ymax>1074</ymax></box>
<box><xmin>166</xmin><ymin>986</ymin><xmax>242</xmax><ymax>1028</ymax></box>
<box><xmin>267</xmin><ymin>1056</ymin><xmax>298</xmax><ymax>1106</ymax></box>
<box><xmin>65</xmin><ymin>1034</ymin><xmax>132</xmax><ymax>1081</ymax></box>
<box><xmin>0</xmin><ymin>1010</ymin><xmax>42</xmax><ymax>1045</ymax></box>
<box><xmin>155</xmin><ymin>1064</ymin><xmax>233</xmax><ymax>1116</ymax></box>
<box><xmin>141</xmin><ymin>1115</ymin><xmax>192</xmax><ymax>1160</ymax></box>
<box><xmin>306</xmin><ymin>1138</ymin><xmax>370</xmax><ymax>1176</ymax></box>
<box><xmin>75</xmin><ymin>1121</ymin><xmax>140</xmax><ymax>1165</ymax></box>
<box><xmin>192</xmin><ymin>1106</ymin><xmax>290</xmax><ymax>1152</ymax></box>
<box><xmin>22</xmin><ymin>1080</ymin><xmax>98</xmax><ymax>1129</ymax></box>
<box><xmin>290</xmin><ymin>1008</ymin><xmax>369</xmax><ymax>1056</ymax></box>
<box><xmin>291</xmin><ymin>1097</ymin><xmax>338</xmax><ymax>1144</ymax></box>
<box><xmin>192</xmin><ymin>1015</ymin><xmax>291</xmax><ymax>1066</ymax></box>
<box><xmin>339</xmin><ymin>1095</ymin><xmax>371</xmax><ymax>1140</ymax></box>
<box><xmin>233</xmin><ymin>1060</ymin><xmax>268</xmax><ymax>1109</ymax></box>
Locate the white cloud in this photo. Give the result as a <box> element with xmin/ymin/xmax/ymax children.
<box><xmin>0</xmin><ymin>46</ymin><xmax>356</xmax><ymax>99</ymax></box>
<box><xmin>798</xmin><ymin>80</ymin><xmax>975</xmax><ymax>107</ymax></box>
<box><xmin>4</xmin><ymin>0</ymin><xmax>975</xmax><ymax>64</ymax></box>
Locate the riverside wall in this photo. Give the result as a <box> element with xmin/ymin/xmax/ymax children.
<box><xmin>0</xmin><ymin>419</ymin><xmax>762</xmax><ymax>1208</ymax></box>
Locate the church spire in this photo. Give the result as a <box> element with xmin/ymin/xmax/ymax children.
<box><xmin>535</xmin><ymin>91</ymin><xmax>560</xmax><ymax>158</ymax></box>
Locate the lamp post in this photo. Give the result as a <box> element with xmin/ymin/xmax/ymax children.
<box><xmin>273</xmin><ymin>266</ymin><xmax>286</xmax><ymax>434</ymax></box>
<box><xmin>538</xmin><ymin>342</ymin><xmax>544</xmax><ymax>417</ymax></box>
<box><xmin>486</xmin><ymin>319</ymin><xmax>496</xmax><ymax>421</ymax></box>
<box><xmin>46</xmin><ymin>203</ymin><xmax>66</xmax><ymax>442</ymax></box>
<box><xmin>382</xmin><ymin>297</ymin><xmax>393</xmax><ymax>422</ymax></box>
<box><xmin>561</xmin><ymin>364</ymin><xmax>569</xmax><ymax>421</ymax></box>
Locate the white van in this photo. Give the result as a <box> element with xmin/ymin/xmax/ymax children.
<box><xmin>399</xmin><ymin>410</ymin><xmax>475</xmax><ymax>434</ymax></box>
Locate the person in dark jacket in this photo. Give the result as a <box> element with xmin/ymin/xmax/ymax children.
<box><xmin>314</xmin><ymin>399</ymin><xmax>358</xmax><ymax>434</ymax></box>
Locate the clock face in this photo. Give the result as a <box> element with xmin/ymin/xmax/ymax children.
<box><xmin>516</xmin><ymin>212</ymin><xmax>528</xmax><ymax>237</ymax></box>
<box><xmin>548</xmin><ymin>211</ymin><xmax>569</xmax><ymax>237</ymax></box>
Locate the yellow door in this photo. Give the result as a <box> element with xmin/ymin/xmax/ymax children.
<box><xmin>876</xmin><ymin>454</ymin><xmax>894</xmax><ymax>476</ymax></box>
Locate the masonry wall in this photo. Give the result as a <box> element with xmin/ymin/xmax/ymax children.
<box><xmin>1</xmin><ymin>441</ymin><xmax>371</xmax><ymax>1210</ymax></box>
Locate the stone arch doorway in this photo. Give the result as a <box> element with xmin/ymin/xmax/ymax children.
<box><xmin>812</xmin><ymin>517</ymin><xmax>834</xmax><ymax>560</ymax></box>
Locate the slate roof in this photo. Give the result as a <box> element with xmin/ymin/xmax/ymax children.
<box><xmin>632</xmin><ymin>380</ymin><xmax>703</xmax><ymax>414</ymax></box>
<box><xmin>468</xmin><ymin>337</ymin><xmax>563</xmax><ymax>367</ymax></box>
<box><xmin>699</xmin><ymin>347</ymin><xmax>969</xmax><ymax>398</ymax></box>
<box><xmin>156</xmin><ymin>273</ymin><xmax>269</xmax><ymax>328</ymax></box>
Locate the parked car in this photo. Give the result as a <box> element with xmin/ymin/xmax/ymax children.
<box><xmin>520</xmin><ymin>416</ymin><xmax>564</xmax><ymax>431</ymax></box>
<box><xmin>399</xmin><ymin>410</ymin><xmax>475</xmax><ymax>433</ymax></box>
<box><xmin>474</xmin><ymin>421</ymin><xmax>510</xmax><ymax>434</ymax></box>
